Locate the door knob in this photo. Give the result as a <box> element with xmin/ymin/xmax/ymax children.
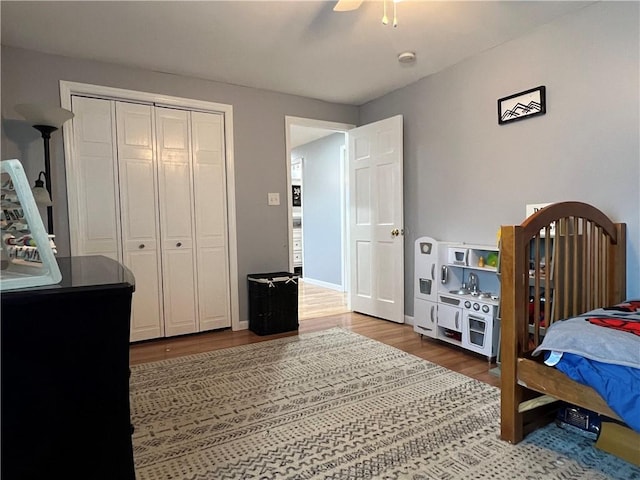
<box><xmin>391</xmin><ymin>228</ymin><xmax>400</xmax><ymax>237</ymax></box>
<box><xmin>138</xmin><ymin>244</ymin><xmax>145</xmax><ymax>249</ymax></box>
<box><xmin>176</xmin><ymin>242</ymin><xmax>182</xmax><ymax>247</ymax></box>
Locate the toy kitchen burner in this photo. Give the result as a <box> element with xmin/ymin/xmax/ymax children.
<box><xmin>414</xmin><ymin>237</ymin><xmax>501</xmax><ymax>362</ymax></box>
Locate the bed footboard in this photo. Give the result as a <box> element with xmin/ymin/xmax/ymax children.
<box><xmin>499</xmin><ymin>201</ymin><xmax>626</xmax><ymax>444</ymax></box>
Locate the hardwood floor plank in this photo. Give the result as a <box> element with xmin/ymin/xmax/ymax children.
<box><xmin>130</xmin><ymin>310</ymin><xmax>500</xmax><ymax>388</ymax></box>
<box><xmin>298</xmin><ymin>280</ymin><xmax>348</xmax><ymax>320</ymax></box>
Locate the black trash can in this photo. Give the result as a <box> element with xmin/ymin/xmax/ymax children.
<box><xmin>248</xmin><ymin>272</ymin><xmax>299</xmax><ymax>335</ymax></box>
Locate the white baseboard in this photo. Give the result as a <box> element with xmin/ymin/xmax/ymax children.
<box><xmin>301</xmin><ymin>277</ymin><xmax>344</xmax><ymax>292</ymax></box>
<box><xmin>405</xmin><ymin>315</ymin><xmax>414</xmax><ymax>326</ymax></box>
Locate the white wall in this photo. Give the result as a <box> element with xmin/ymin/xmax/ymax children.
<box><xmin>360</xmin><ymin>1</ymin><xmax>640</xmax><ymax>310</ymax></box>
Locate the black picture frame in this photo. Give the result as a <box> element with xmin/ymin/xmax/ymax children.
<box><xmin>498</xmin><ymin>86</ymin><xmax>546</xmax><ymax>125</ymax></box>
<box><xmin>292</xmin><ymin>184</ymin><xmax>301</xmax><ymax>207</ymax></box>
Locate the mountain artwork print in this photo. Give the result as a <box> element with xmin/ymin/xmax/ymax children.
<box><xmin>498</xmin><ymin>86</ymin><xmax>546</xmax><ymax>124</ymax></box>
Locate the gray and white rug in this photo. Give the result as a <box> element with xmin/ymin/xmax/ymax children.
<box><xmin>130</xmin><ymin>328</ymin><xmax>640</xmax><ymax>479</ymax></box>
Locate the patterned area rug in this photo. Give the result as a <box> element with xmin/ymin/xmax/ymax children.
<box><xmin>130</xmin><ymin>328</ymin><xmax>640</xmax><ymax>479</ymax></box>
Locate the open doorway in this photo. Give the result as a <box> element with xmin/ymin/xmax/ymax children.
<box><xmin>288</xmin><ymin>115</ymin><xmax>405</xmax><ymax>324</ymax></box>
<box><xmin>285</xmin><ymin>116</ymin><xmax>354</xmax><ymax>318</ymax></box>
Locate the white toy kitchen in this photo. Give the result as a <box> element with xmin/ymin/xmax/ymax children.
<box><xmin>414</xmin><ymin>236</ymin><xmax>500</xmax><ymax>362</ymax></box>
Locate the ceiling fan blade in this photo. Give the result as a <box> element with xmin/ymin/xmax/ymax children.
<box><xmin>333</xmin><ymin>0</ymin><xmax>364</xmax><ymax>12</ymax></box>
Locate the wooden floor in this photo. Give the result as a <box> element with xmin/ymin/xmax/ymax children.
<box><xmin>130</xmin><ymin>283</ymin><xmax>500</xmax><ymax>387</ymax></box>
<box><xmin>298</xmin><ymin>280</ymin><xmax>349</xmax><ymax>320</ymax></box>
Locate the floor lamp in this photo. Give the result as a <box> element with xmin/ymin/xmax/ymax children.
<box><xmin>15</xmin><ymin>104</ymin><xmax>74</xmax><ymax>235</ymax></box>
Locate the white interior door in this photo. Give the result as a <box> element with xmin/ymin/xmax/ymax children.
<box><xmin>69</xmin><ymin>96</ymin><xmax>121</xmax><ymax>260</ymax></box>
<box><xmin>191</xmin><ymin>111</ymin><xmax>231</xmax><ymax>330</ymax></box>
<box><xmin>116</xmin><ymin>102</ymin><xmax>164</xmax><ymax>341</ymax></box>
<box><xmin>155</xmin><ymin>107</ymin><xmax>199</xmax><ymax>337</ymax></box>
<box><xmin>348</xmin><ymin>115</ymin><xmax>404</xmax><ymax>323</ymax></box>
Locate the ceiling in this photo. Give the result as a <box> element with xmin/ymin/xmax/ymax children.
<box><xmin>1</xmin><ymin>1</ymin><xmax>593</xmax><ymax>107</ymax></box>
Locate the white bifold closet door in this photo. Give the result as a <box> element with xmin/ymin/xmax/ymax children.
<box><xmin>115</xmin><ymin>102</ymin><xmax>164</xmax><ymax>340</ymax></box>
<box><xmin>69</xmin><ymin>96</ymin><xmax>122</xmax><ymax>261</ymax></box>
<box><xmin>190</xmin><ymin>111</ymin><xmax>231</xmax><ymax>332</ymax></box>
<box><xmin>69</xmin><ymin>96</ymin><xmax>230</xmax><ymax>342</ymax></box>
<box><xmin>155</xmin><ymin>107</ymin><xmax>199</xmax><ymax>337</ymax></box>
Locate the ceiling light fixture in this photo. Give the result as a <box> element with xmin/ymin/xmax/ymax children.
<box><xmin>398</xmin><ymin>51</ymin><xmax>416</xmax><ymax>64</ymax></box>
<box><xmin>393</xmin><ymin>0</ymin><xmax>398</xmax><ymax>27</ymax></box>
<box><xmin>382</xmin><ymin>0</ymin><xmax>399</xmax><ymax>27</ymax></box>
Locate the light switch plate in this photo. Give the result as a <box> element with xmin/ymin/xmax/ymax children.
<box><xmin>268</xmin><ymin>192</ymin><xmax>280</xmax><ymax>206</ymax></box>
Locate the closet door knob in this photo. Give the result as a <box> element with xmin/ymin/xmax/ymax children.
<box><xmin>138</xmin><ymin>244</ymin><xmax>145</xmax><ymax>249</ymax></box>
<box><xmin>176</xmin><ymin>242</ymin><xmax>182</xmax><ymax>247</ymax></box>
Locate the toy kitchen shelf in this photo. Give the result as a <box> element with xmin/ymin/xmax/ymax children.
<box><xmin>452</xmin><ymin>243</ymin><xmax>499</xmax><ymax>272</ymax></box>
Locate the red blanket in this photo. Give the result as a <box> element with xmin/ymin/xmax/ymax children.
<box><xmin>588</xmin><ymin>300</ymin><xmax>640</xmax><ymax>336</ymax></box>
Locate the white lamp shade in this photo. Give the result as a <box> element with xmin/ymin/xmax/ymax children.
<box><xmin>32</xmin><ymin>184</ymin><xmax>53</xmax><ymax>207</ymax></box>
<box><xmin>15</xmin><ymin>104</ymin><xmax>74</xmax><ymax>128</ymax></box>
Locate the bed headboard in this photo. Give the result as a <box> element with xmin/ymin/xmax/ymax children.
<box><xmin>500</xmin><ymin>201</ymin><xmax>626</xmax><ymax>354</ymax></box>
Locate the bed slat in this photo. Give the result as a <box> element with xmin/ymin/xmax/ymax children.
<box><xmin>517</xmin><ymin>358</ymin><xmax>622</xmax><ymax>421</ymax></box>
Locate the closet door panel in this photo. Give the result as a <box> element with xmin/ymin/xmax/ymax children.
<box><xmin>116</xmin><ymin>102</ymin><xmax>164</xmax><ymax>341</ymax></box>
<box><xmin>162</xmin><ymin>249</ymin><xmax>198</xmax><ymax>337</ymax></box>
<box><xmin>156</xmin><ymin>107</ymin><xmax>198</xmax><ymax>336</ymax></box>
<box><xmin>126</xmin><ymin>251</ymin><xmax>163</xmax><ymax>338</ymax></box>
<box><xmin>120</xmin><ymin>157</ymin><xmax>163</xmax><ymax>338</ymax></box>
<box><xmin>158</xmin><ymin>161</ymin><xmax>194</xmax><ymax>247</ymax></box>
<box><xmin>197</xmin><ymin>249</ymin><xmax>229</xmax><ymax>329</ymax></box>
<box><xmin>192</xmin><ymin>112</ymin><xmax>230</xmax><ymax>329</ymax></box>
<box><xmin>156</xmin><ymin>109</ymin><xmax>194</xmax><ymax>245</ymax></box>
<box><xmin>192</xmin><ymin>113</ymin><xmax>225</xmax><ymax>236</ymax></box>
<box><xmin>120</xmin><ymin>160</ymin><xmax>156</xmax><ymax>245</ymax></box>
<box><xmin>70</xmin><ymin>96</ymin><xmax>120</xmax><ymax>260</ymax></box>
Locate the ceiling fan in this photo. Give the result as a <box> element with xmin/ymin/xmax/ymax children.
<box><xmin>333</xmin><ymin>0</ymin><xmax>398</xmax><ymax>27</ymax></box>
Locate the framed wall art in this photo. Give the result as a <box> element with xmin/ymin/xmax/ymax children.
<box><xmin>292</xmin><ymin>184</ymin><xmax>301</xmax><ymax>207</ymax></box>
<box><xmin>498</xmin><ymin>86</ymin><xmax>546</xmax><ymax>125</ymax></box>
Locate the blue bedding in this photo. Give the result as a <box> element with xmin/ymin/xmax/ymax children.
<box><xmin>533</xmin><ymin>300</ymin><xmax>640</xmax><ymax>432</ymax></box>
<box><xmin>546</xmin><ymin>351</ymin><xmax>640</xmax><ymax>432</ymax></box>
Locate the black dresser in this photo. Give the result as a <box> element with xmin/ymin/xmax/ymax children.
<box><xmin>1</xmin><ymin>255</ymin><xmax>136</xmax><ymax>480</ymax></box>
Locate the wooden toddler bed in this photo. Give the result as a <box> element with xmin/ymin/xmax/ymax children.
<box><xmin>499</xmin><ymin>201</ymin><xmax>628</xmax><ymax>444</ymax></box>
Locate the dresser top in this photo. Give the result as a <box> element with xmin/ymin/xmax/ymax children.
<box><xmin>1</xmin><ymin>255</ymin><xmax>134</xmax><ymax>298</ymax></box>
